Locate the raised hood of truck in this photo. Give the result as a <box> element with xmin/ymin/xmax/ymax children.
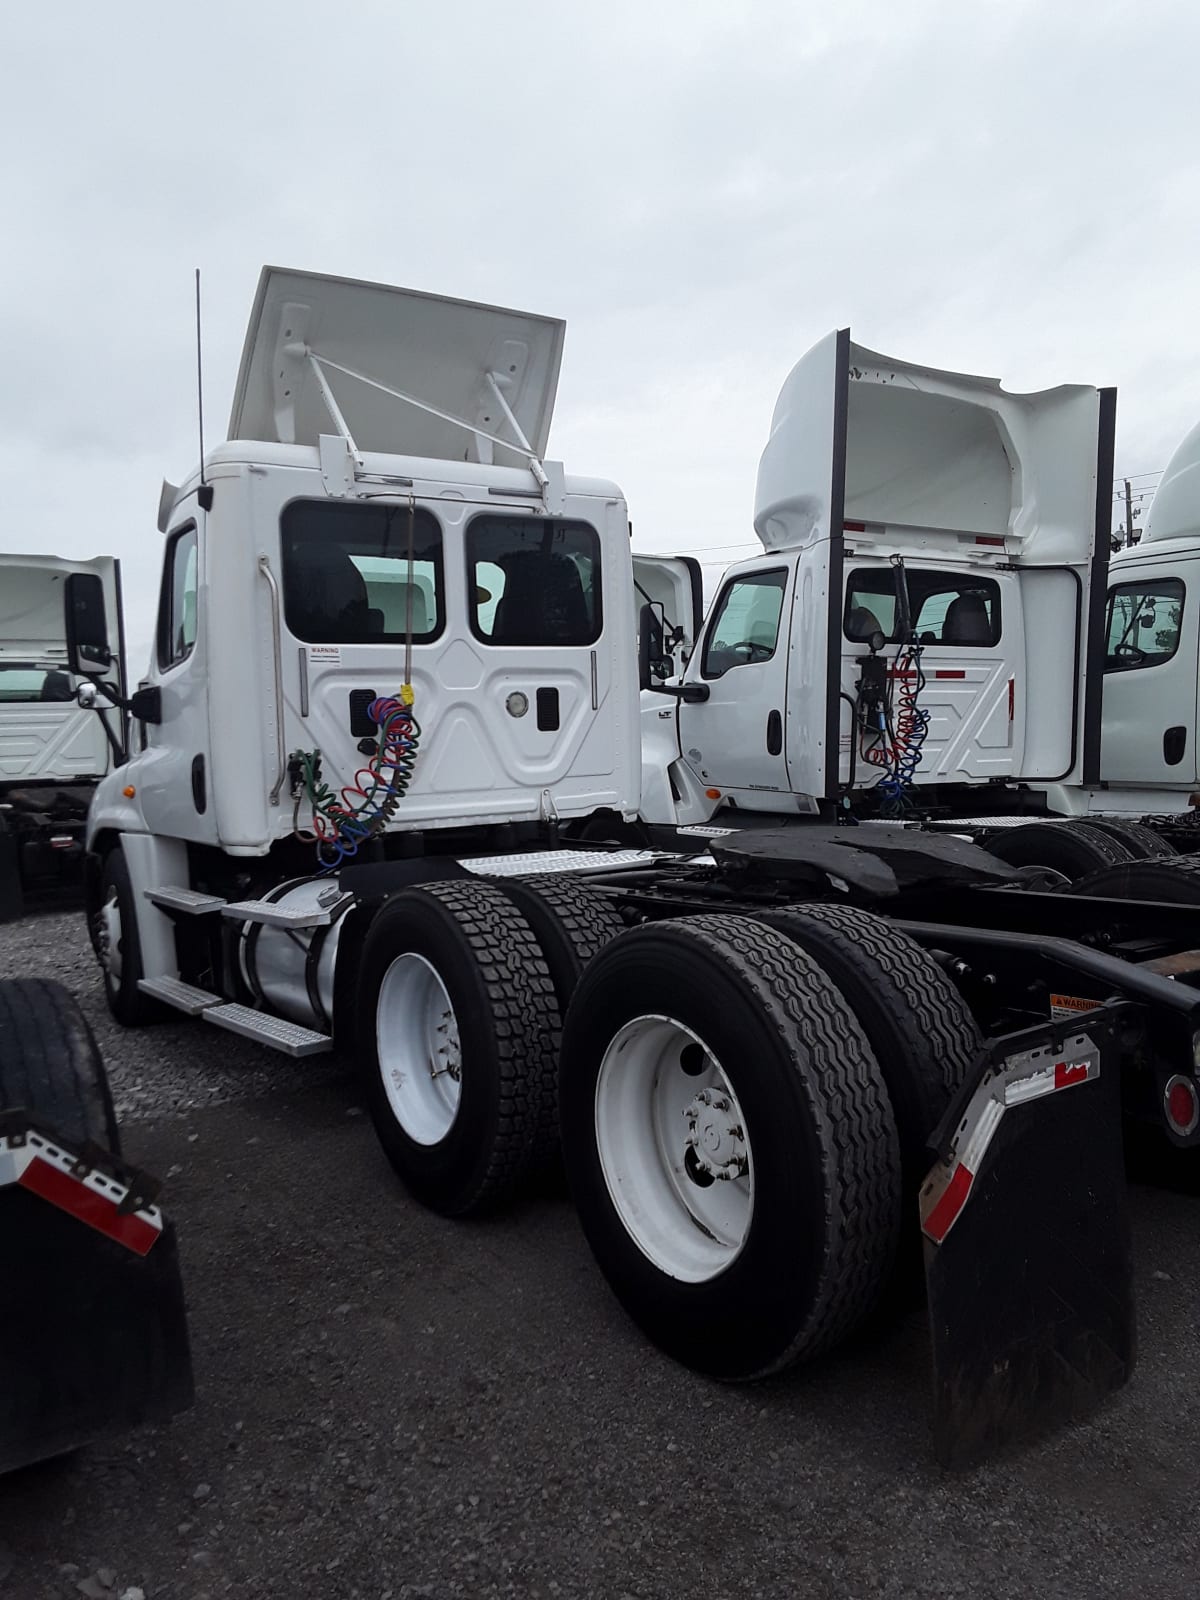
<box><xmin>754</xmin><ymin>329</ymin><xmax>1110</xmax><ymax>568</ymax></box>
<box><xmin>0</xmin><ymin>555</ymin><xmax>118</xmax><ymax>663</ymax></box>
<box><xmin>227</xmin><ymin>267</ymin><xmax>566</xmax><ymax>464</ymax></box>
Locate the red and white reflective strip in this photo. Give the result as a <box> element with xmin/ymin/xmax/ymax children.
<box><xmin>919</xmin><ymin>1035</ymin><xmax>1100</xmax><ymax>1245</ymax></box>
<box><xmin>0</xmin><ymin>1131</ymin><xmax>163</xmax><ymax>1256</ymax></box>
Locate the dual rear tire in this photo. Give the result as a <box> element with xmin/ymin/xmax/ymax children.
<box><xmin>359</xmin><ymin>876</ymin><xmax>981</xmax><ymax>1379</ymax></box>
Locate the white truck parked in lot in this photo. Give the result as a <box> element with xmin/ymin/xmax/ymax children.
<box><xmin>0</xmin><ymin>555</ymin><xmax>126</xmax><ymax>919</ymax></box>
<box><xmin>69</xmin><ymin>268</ymin><xmax>1200</xmax><ymax>1463</ymax></box>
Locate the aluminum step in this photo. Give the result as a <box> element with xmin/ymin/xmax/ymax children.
<box><xmin>221</xmin><ymin>897</ymin><xmax>346</xmax><ymax>929</ymax></box>
<box><xmin>459</xmin><ymin>848</ymin><xmax>660</xmax><ymax>877</ymax></box>
<box><xmin>138</xmin><ymin>977</ymin><xmax>223</xmax><ymax>1016</ymax></box>
<box><xmin>203</xmin><ymin>1003</ymin><xmax>332</xmax><ymax>1057</ymax></box>
<box><xmin>145</xmin><ymin>886</ymin><xmax>228</xmax><ymax>914</ymax></box>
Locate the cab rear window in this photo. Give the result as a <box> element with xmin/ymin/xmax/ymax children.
<box><xmin>844</xmin><ymin>569</ymin><xmax>1001</xmax><ymax>647</ymax></box>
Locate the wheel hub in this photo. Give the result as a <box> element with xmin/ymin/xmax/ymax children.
<box><xmin>432</xmin><ymin>1009</ymin><xmax>461</xmax><ymax>1081</ymax></box>
<box><xmin>684</xmin><ymin>1087</ymin><xmax>748</xmax><ymax>1181</ymax></box>
<box><xmin>97</xmin><ymin>892</ymin><xmax>122</xmax><ymax>982</ymax></box>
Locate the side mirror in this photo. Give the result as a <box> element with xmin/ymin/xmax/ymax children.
<box><xmin>638</xmin><ymin>601</ymin><xmax>666</xmax><ymax>692</ymax></box>
<box><xmin>129</xmin><ymin>685</ymin><xmax>163</xmax><ymax>725</ymax></box>
<box><xmin>64</xmin><ymin>573</ymin><xmax>112</xmax><ymax>678</ymax></box>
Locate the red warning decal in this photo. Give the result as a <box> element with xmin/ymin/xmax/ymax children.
<box><xmin>1050</xmin><ymin>993</ymin><xmax>1102</xmax><ymax>1021</ymax></box>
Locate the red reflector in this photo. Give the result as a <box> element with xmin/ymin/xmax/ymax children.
<box><xmin>975</xmin><ymin>535</ymin><xmax>1006</xmax><ymax>547</ymax></box>
<box><xmin>18</xmin><ymin>1157</ymin><xmax>160</xmax><ymax>1256</ymax></box>
<box><xmin>844</xmin><ymin>521</ymin><xmax>866</xmax><ymax>533</ymax></box>
<box><xmin>1008</xmin><ymin>677</ymin><xmax>1015</xmax><ymax>719</ymax></box>
<box><xmin>934</xmin><ymin>669</ymin><xmax>965</xmax><ymax>680</ymax></box>
<box><xmin>1054</xmin><ymin>1059</ymin><xmax>1091</xmax><ymax>1090</ymax></box>
<box><xmin>923</xmin><ymin>1162</ymin><xmax>975</xmax><ymax>1244</ymax></box>
<box><xmin>1166</xmin><ymin>1078</ymin><xmax>1199</xmax><ymax>1135</ymax></box>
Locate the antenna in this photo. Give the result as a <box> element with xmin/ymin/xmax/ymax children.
<box><xmin>195</xmin><ymin>268</ymin><xmax>213</xmax><ymax>510</ymax></box>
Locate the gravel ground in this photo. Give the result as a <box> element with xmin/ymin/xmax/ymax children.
<box><xmin>2</xmin><ymin>908</ymin><xmax>1200</xmax><ymax>1599</ymax></box>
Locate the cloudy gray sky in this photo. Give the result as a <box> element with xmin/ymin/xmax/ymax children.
<box><xmin>2</xmin><ymin>0</ymin><xmax>1197</xmax><ymax>667</ymax></box>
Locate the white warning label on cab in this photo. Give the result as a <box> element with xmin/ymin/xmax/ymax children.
<box><xmin>308</xmin><ymin>645</ymin><xmax>341</xmax><ymax>665</ymax></box>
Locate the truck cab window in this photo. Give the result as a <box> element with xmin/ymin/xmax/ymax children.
<box><xmin>280</xmin><ymin>501</ymin><xmax>444</xmax><ymax>644</ymax></box>
<box><xmin>844</xmin><ymin>569</ymin><xmax>1001</xmax><ymax>647</ymax></box>
<box><xmin>158</xmin><ymin>524</ymin><xmax>198</xmax><ymax>670</ymax></box>
<box><xmin>467</xmin><ymin>518</ymin><xmax>601</xmax><ymax>647</ymax></box>
<box><xmin>702</xmin><ymin>570</ymin><xmax>788</xmax><ymax>679</ymax></box>
<box><xmin>1104</xmin><ymin>579</ymin><xmax>1184</xmax><ymax>671</ymax></box>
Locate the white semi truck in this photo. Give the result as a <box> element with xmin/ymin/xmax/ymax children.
<box><xmin>70</xmin><ymin>268</ymin><xmax>1200</xmax><ymax>1462</ymax></box>
<box><xmin>0</xmin><ymin>555</ymin><xmax>126</xmax><ymax>919</ymax></box>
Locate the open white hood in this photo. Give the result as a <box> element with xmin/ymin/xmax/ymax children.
<box><xmin>0</xmin><ymin>555</ymin><xmax>118</xmax><ymax>664</ymax></box>
<box><xmin>755</xmin><ymin>330</ymin><xmax>1109</xmax><ymax>568</ymax></box>
<box><xmin>227</xmin><ymin>267</ymin><xmax>566</xmax><ymax>465</ymax></box>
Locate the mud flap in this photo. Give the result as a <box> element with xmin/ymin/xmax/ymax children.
<box><xmin>920</xmin><ymin>1012</ymin><xmax>1134</xmax><ymax>1468</ymax></box>
<box><xmin>0</xmin><ymin>1126</ymin><xmax>193</xmax><ymax>1474</ymax></box>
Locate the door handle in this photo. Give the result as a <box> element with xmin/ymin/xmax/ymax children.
<box><xmin>766</xmin><ymin>710</ymin><xmax>783</xmax><ymax>756</ymax></box>
<box><xmin>1164</xmin><ymin>725</ymin><xmax>1187</xmax><ymax>766</ymax></box>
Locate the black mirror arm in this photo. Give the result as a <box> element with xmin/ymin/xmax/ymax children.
<box><xmin>644</xmin><ymin>683</ymin><xmax>710</xmax><ymax>703</ymax></box>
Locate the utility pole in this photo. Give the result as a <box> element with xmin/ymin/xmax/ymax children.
<box><xmin>1125</xmin><ymin>480</ymin><xmax>1135</xmax><ymax>547</ymax></box>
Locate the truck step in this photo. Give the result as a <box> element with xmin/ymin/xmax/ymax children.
<box><xmin>459</xmin><ymin>847</ymin><xmax>659</xmax><ymax>877</ymax></box>
<box><xmin>137</xmin><ymin>977</ymin><xmax>223</xmax><ymax>1016</ymax></box>
<box><xmin>203</xmin><ymin>1003</ymin><xmax>332</xmax><ymax>1057</ymax></box>
<box><xmin>145</xmin><ymin>886</ymin><xmax>228</xmax><ymax>914</ymax></box>
<box><xmin>220</xmin><ymin>898</ymin><xmax>344</xmax><ymax>929</ymax></box>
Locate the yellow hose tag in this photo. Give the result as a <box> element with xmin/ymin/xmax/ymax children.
<box><xmin>400</xmin><ymin>684</ymin><xmax>415</xmax><ymax>707</ymax></box>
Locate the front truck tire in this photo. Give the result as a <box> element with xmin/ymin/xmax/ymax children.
<box><xmin>95</xmin><ymin>846</ymin><xmax>165</xmax><ymax>1028</ymax></box>
<box><xmin>559</xmin><ymin>915</ymin><xmax>903</xmax><ymax>1380</ymax></box>
<box><xmin>358</xmin><ymin>880</ymin><xmax>562</xmax><ymax>1216</ymax></box>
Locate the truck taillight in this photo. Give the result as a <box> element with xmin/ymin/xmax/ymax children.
<box><xmin>1164</xmin><ymin>1075</ymin><xmax>1200</xmax><ymax>1137</ymax></box>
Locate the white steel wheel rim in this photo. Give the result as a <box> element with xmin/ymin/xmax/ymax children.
<box><xmin>594</xmin><ymin>1014</ymin><xmax>754</xmax><ymax>1283</ymax></box>
<box><xmin>376</xmin><ymin>953</ymin><xmax>463</xmax><ymax>1146</ymax></box>
<box><xmin>99</xmin><ymin>890</ymin><xmax>123</xmax><ymax>983</ymax></box>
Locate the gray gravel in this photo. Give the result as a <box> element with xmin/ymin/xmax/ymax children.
<box><xmin>2</xmin><ymin>906</ymin><xmax>1200</xmax><ymax>1598</ymax></box>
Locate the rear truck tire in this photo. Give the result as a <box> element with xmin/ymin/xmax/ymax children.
<box><xmin>559</xmin><ymin>915</ymin><xmax>903</xmax><ymax>1380</ymax></box>
<box><xmin>1070</xmin><ymin>854</ymin><xmax>1200</xmax><ymax>904</ymax></box>
<box><xmin>0</xmin><ymin>979</ymin><xmax>120</xmax><ymax>1154</ymax></box>
<box><xmin>95</xmin><ymin>847</ymin><xmax>167</xmax><ymax>1028</ymax></box>
<box><xmin>490</xmin><ymin>875</ymin><xmax>628</xmax><ymax>1161</ymax></box>
<box><xmin>752</xmin><ymin>905</ymin><xmax>982</xmax><ymax>1184</ymax></box>
<box><xmin>358</xmin><ymin>879</ymin><xmax>562</xmax><ymax>1216</ymax></box>
<box><xmin>1076</xmin><ymin>818</ymin><xmax>1177</xmax><ymax>859</ymax></box>
<box><xmin>985</xmin><ymin>820</ymin><xmax>1134</xmax><ymax>881</ymax></box>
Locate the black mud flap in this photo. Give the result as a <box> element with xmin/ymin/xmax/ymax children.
<box><xmin>0</xmin><ymin>1128</ymin><xmax>193</xmax><ymax>1475</ymax></box>
<box><xmin>920</xmin><ymin>1010</ymin><xmax>1134</xmax><ymax>1469</ymax></box>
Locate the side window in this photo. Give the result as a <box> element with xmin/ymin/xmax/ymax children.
<box><xmin>467</xmin><ymin>518</ymin><xmax>601</xmax><ymax>647</ymax></box>
<box><xmin>1105</xmin><ymin>578</ymin><xmax>1185</xmax><ymax>672</ymax></box>
<box><xmin>844</xmin><ymin>568</ymin><xmax>1001</xmax><ymax>647</ymax></box>
<box><xmin>702</xmin><ymin>570</ymin><xmax>788</xmax><ymax>679</ymax></box>
<box><xmin>280</xmin><ymin>501</ymin><xmax>444</xmax><ymax>644</ymax></box>
<box><xmin>158</xmin><ymin>524</ymin><xmax>198</xmax><ymax>670</ymax></box>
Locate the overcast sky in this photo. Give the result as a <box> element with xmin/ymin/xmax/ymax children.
<box><xmin>2</xmin><ymin>0</ymin><xmax>1198</xmax><ymax>668</ymax></box>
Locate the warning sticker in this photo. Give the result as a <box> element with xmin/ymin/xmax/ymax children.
<box><xmin>1050</xmin><ymin>993</ymin><xmax>1103</xmax><ymax>1021</ymax></box>
<box><xmin>308</xmin><ymin>645</ymin><xmax>341</xmax><ymax>666</ymax></box>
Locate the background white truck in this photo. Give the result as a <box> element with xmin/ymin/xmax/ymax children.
<box><xmin>0</xmin><ymin>556</ymin><xmax>126</xmax><ymax>919</ymax></box>
<box><xmin>65</xmin><ymin>268</ymin><xmax>1200</xmax><ymax>1463</ymax></box>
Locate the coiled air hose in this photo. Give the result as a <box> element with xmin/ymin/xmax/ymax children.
<box><xmin>295</xmin><ymin>690</ymin><xmax>421</xmax><ymax>870</ymax></box>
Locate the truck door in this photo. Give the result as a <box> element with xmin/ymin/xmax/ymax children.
<box><xmin>1101</xmin><ymin>569</ymin><xmax>1198</xmax><ymax>785</ymax></box>
<box><xmin>676</xmin><ymin>564</ymin><xmax>794</xmax><ymax>800</ymax></box>
<box><xmin>134</xmin><ymin>516</ymin><xmax>216</xmax><ymax>841</ymax></box>
<box><xmin>631</xmin><ymin>554</ymin><xmax>704</xmax><ymax>678</ymax></box>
